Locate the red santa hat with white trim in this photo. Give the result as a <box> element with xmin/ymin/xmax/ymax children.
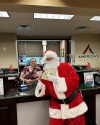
<box><xmin>42</xmin><ymin>50</ymin><xmax>58</xmax><ymax>64</ymax></box>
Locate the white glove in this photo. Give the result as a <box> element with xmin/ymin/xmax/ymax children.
<box><xmin>48</xmin><ymin>75</ymin><xmax>58</xmax><ymax>83</ymax></box>
<box><xmin>37</xmin><ymin>84</ymin><xmax>42</xmax><ymax>91</ymax></box>
<box><xmin>36</xmin><ymin>81</ymin><xmax>42</xmax><ymax>90</ymax></box>
<box><xmin>35</xmin><ymin>80</ymin><xmax>44</xmax><ymax>97</ymax></box>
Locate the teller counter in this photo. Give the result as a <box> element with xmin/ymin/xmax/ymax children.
<box><xmin>0</xmin><ymin>74</ymin><xmax>100</xmax><ymax>125</ymax></box>
<box><xmin>0</xmin><ymin>84</ymin><xmax>100</xmax><ymax>125</ymax></box>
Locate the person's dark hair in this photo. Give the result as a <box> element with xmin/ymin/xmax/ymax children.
<box><xmin>21</xmin><ymin>59</ymin><xmax>23</xmax><ymax>62</ymax></box>
<box><xmin>29</xmin><ymin>58</ymin><xmax>36</xmax><ymax>65</ymax></box>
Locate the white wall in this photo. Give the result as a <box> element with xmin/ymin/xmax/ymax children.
<box><xmin>17</xmin><ymin>100</ymin><xmax>50</xmax><ymax>125</ymax></box>
<box><xmin>73</xmin><ymin>34</ymin><xmax>100</xmax><ymax>68</ymax></box>
<box><xmin>0</xmin><ymin>33</ymin><xmax>18</xmax><ymax>68</ymax></box>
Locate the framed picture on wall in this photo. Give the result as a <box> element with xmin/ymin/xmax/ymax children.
<box><xmin>60</xmin><ymin>49</ymin><xmax>64</xmax><ymax>57</ymax></box>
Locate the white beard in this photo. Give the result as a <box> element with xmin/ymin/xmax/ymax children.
<box><xmin>44</xmin><ymin>59</ymin><xmax>59</xmax><ymax>70</ymax></box>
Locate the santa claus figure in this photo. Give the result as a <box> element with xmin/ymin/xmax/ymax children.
<box><xmin>35</xmin><ymin>50</ymin><xmax>88</xmax><ymax>125</ymax></box>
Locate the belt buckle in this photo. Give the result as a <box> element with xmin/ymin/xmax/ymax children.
<box><xmin>62</xmin><ymin>99</ymin><xmax>67</xmax><ymax>105</ymax></box>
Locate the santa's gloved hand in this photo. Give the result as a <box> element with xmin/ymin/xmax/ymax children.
<box><xmin>36</xmin><ymin>81</ymin><xmax>42</xmax><ymax>91</ymax></box>
<box><xmin>37</xmin><ymin>84</ymin><xmax>42</xmax><ymax>90</ymax></box>
<box><xmin>48</xmin><ymin>75</ymin><xmax>58</xmax><ymax>83</ymax></box>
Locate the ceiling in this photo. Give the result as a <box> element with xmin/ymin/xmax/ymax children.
<box><xmin>0</xmin><ymin>1</ymin><xmax>100</xmax><ymax>39</ymax></box>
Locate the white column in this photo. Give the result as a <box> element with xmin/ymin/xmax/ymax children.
<box><xmin>71</xmin><ymin>36</ymin><xmax>75</xmax><ymax>65</ymax></box>
<box><xmin>42</xmin><ymin>40</ymin><xmax>47</xmax><ymax>54</ymax></box>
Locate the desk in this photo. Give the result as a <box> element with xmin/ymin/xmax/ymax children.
<box><xmin>0</xmin><ymin>83</ymin><xmax>100</xmax><ymax>125</ymax></box>
<box><xmin>81</xmin><ymin>85</ymin><xmax>100</xmax><ymax>125</ymax></box>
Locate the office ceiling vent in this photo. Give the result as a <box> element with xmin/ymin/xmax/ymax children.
<box><xmin>75</xmin><ymin>26</ymin><xmax>88</xmax><ymax>31</ymax></box>
<box><xmin>17</xmin><ymin>25</ymin><xmax>32</xmax><ymax>30</ymax></box>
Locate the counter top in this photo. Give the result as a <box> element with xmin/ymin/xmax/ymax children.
<box><xmin>0</xmin><ymin>73</ymin><xmax>18</xmax><ymax>77</ymax></box>
<box><xmin>0</xmin><ymin>82</ymin><xmax>100</xmax><ymax>101</ymax></box>
<box><xmin>5</xmin><ymin>84</ymin><xmax>36</xmax><ymax>99</ymax></box>
<box><xmin>0</xmin><ymin>83</ymin><xmax>36</xmax><ymax>100</ymax></box>
<box><xmin>0</xmin><ymin>82</ymin><xmax>50</xmax><ymax>105</ymax></box>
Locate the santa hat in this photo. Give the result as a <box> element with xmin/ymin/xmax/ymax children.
<box><xmin>42</xmin><ymin>50</ymin><xmax>58</xmax><ymax>64</ymax></box>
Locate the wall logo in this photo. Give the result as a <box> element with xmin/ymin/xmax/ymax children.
<box><xmin>78</xmin><ymin>44</ymin><xmax>99</xmax><ymax>60</ymax></box>
<box><xmin>83</xmin><ymin>44</ymin><xmax>93</xmax><ymax>54</ymax></box>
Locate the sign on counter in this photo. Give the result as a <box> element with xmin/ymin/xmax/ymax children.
<box><xmin>84</xmin><ymin>72</ymin><xmax>94</xmax><ymax>87</ymax></box>
<box><xmin>0</xmin><ymin>78</ymin><xmax>4</xmax><ymax>97</ymax></box>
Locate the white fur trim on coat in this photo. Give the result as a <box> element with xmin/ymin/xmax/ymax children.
<box><xmin>53</xmin><ymin>82</ymin><xmax>66</xmax><ymax>99</ymax></box>
<box><xmin>56</xmin><ymin>77</ymin><xmax>67</xmax><ymax>92</ymax></box>
<box><xmin>52</xmin><ymin>72</ymin><xmax>67</xmax><ymax>99</ymax></box>
<box><xmin>49</xmin><ymin>101</ymin><xmax>88</xmax><ymax>119</ymax></box>
<box><xmin>35</xmin><ymin>81</ymin><xmax>45</xmax><ymax>97</ymax></box>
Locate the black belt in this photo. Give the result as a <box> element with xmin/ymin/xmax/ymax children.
<box><xmin>54</xmin><ymin>89</ymin><xmax>79</xmax><ymax>104</ymax></box>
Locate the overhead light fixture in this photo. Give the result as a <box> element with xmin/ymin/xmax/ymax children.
<box><xmin>0</xmin><ymin>11</ymin><xmax>9</xmax><ymax>17</ymax></box>
<box><xmin>34</xmin><ymin>13</ymin><xmax>74</xmax><ymax>20</ymax></box>
<box><xmin>90</xmin><ymin>16</ymin><xmax>100</xmax><ymax>21</ymax></box>
<box><xmin>17</xmin><ymin>25</ymin><xmax>32</xmax><ymax>30</ymax></box>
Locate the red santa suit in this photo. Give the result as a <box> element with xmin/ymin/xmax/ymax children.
<box><xmin>35</xmin><ymin>50</ymin><xmax>88</xmax><ymax>125</ymax></box>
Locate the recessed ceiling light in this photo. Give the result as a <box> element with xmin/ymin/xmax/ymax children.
<box><xmin>34</xmin><ymin>13</ymin><xmax>74</xmax><ymax>20</ymax></box>
<box><xmin>0</xmin><ymin>11</ymin><xmax>9</xmax><ymax>17</ymax></box>
<box><xmin>17</xmin><ymin>25</ymin><xmax>32</xmax><ymax>30</ymax></box>
<box><xmin>90</xmin><ymin>16</ymin><xmax>100</xmax><ymax>21</ymax></box>
<box><xmin>75</xmin><ymin>26</ymin><xmax>88</xmax><ymax>31</ymax></box>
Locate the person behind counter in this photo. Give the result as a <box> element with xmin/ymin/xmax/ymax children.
<box><xmin>20</xmin><ymin>58</ymin><xmax>41</xmax><ymax>84</ymax></box>
<box><xmin>35</xmin><ymin>50</ymin><xmax>88</xmax><ymax>125</ymax></box>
